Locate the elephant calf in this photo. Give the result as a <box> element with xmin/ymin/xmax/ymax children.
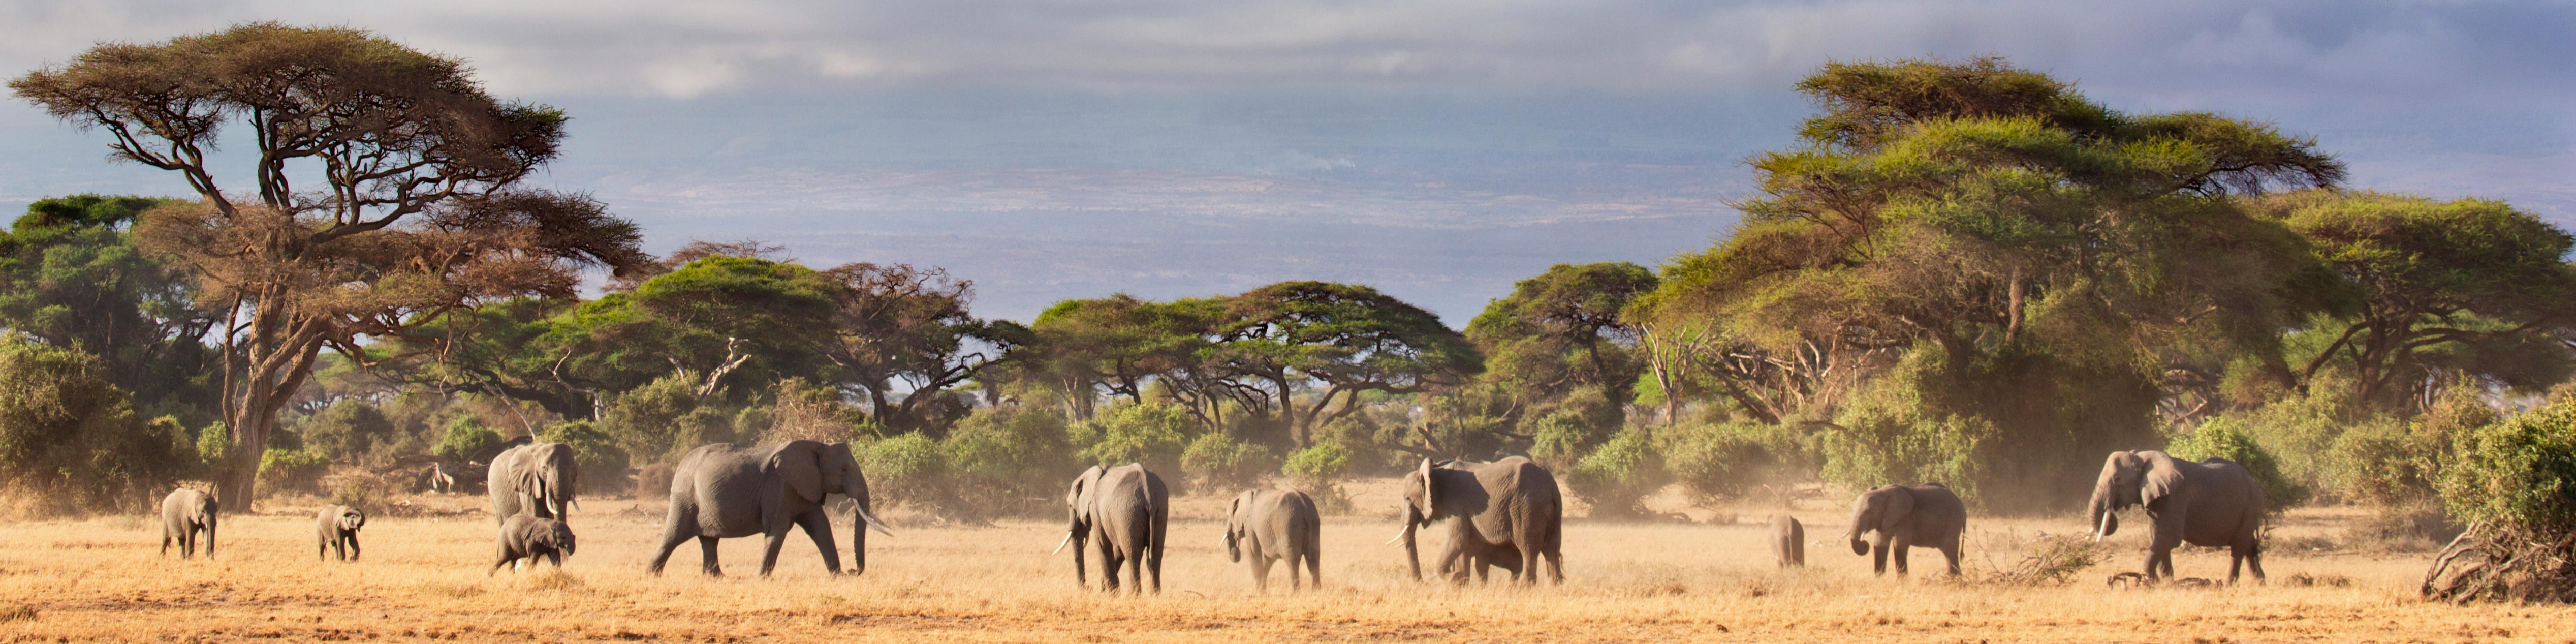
<box><xmin>1772</xmin><ymin>516</ymin><xmax>1805</xmax><ymax>568</ymax></box>
<box><xmin>1439</xmin><ymin>539</ymin><xmax>1524</xmax><ymax>584</ymax></box>
<box><xmin>1224</xmin><ymin>489</ymin><xmax>1321</xmax><ymax>593</ymax></box>
<box><xmin>491</xmin><ymin>515</ymin><xmax>576</xmax><ymax>575</ymax></box>
<box><xmin>1845</xmin><ymin>483</ymin><xmax>1965</xmax><ymax>577</ymax></box>
<box><xmin>159</xmin><ymin>488</ymin><xmax>217</xmax><ymax>559</ymax></box>
<box><xmin>316</xmin><ymin>505</ymin><xmax>366</xmax><ymax>562</ymax></box>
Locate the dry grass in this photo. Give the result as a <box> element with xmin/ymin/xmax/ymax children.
<box><xmin>1</xmin><ymin>478</ymin><xmax>2566</xmax><ymax>643</ymax></box>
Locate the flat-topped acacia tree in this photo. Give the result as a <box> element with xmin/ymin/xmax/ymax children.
<box><xmin>11</xmin><ymin>23</ymin><xmax>647</xmax><ymax>503</ymax></box>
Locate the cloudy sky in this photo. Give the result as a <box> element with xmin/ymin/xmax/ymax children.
<box><xmin>2</xmin><ymin>1</ymin><xmax>2569</xmax><ymax>323</ymax></box>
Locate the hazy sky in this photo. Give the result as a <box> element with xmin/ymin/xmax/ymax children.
<box><xmin>2</xmin><ymin>1</ymin><xmax>2569</xmax><ymax>323</ymax></box>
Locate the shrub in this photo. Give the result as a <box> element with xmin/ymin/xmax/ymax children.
<box><xmin>941</xmin><ymin>406</ymin><xmax>1076</xmax><ymax>517</ymax></box>
<box><xmin>1565</xmin><ymin>427</ymin><xmax>1666</xmax><ymax>518</ymax></box>
<box><xmin>857</xmin><ymin>433</ymin><xmax>946</xmax><ymax>509</ymax></box>
<box><xmin>258</xmin><ymin>449</ymin><xmax>332</xmax><ymax>495</ymax></box>
<box><xmin>432</xmin><ymin>418</ymin><xmax>505</xmax><ymax>463</ymax></box>
<box><xmin>1528</xmin><ymin>385</ymin><xmax>1623</xmax><ymax>467</ymax></box>
<box><xmin>757</xmin><ymin>377</ymin><xmax>865</xmax><ymax>445</ymax></box>
<box><xmin>599</xmin><ymin>373</ymin><xmax>703</xmax><ymax>463</ymax></box>
<box><xmin>537</xmin><ymin>420</ymin><xmax>632</xmax><ymax>495</ymax></box>
<box><xmin>1182</xmin><ymin>432</ymin><xmax>1275</xmax><ymax>491</ymax></box>
<box><xmin>1820</xmin><ymin>368</ymin><xmax>1994</xmax><ymax>502</ymax></box>
<box><xmin>303</xmin><ymin>399</ymin><xmax>397</xmax><ymax>462</ymax></box>
<box><xmin>0</xmin><ymin>335</ymin><xmax>193</xmax><ymax>511</ymax></box>
<box><xmin>2424</xmin><ymin>395</ymin><xmax>2576</xmax><ymax>602</ymax></box>
<box><xmin>195</xmin><ymin>421</ymin><xmax>232</xmax><ymax>477</ymax></box>
<box><xmin>1076</xmin><ymin>402</ymin><xmax>1195</xmax><ymax>476</ymax></box>
<box><xmin>2167</xmin><ymin>417</ymin><xmax>2309</xmax><ymax>511</ymax></box>
<box><xmin>1661</xmin><ymin>422</ymin><xmax>1797</xmax><ymax>502</ymax></box>
<box><xmin>1282</xmin><ymin>442</ymin><xmax>1353</xmax><ymax>485</ymax></box>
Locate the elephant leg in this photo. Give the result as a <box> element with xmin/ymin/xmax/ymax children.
<box><xmin>699</xmin><ymin>536</ymin><xmax>725</xmax><ymax>577</ymax></box>
<box><xmin>1126</xmin><ymin>545</ymin><xmax>1146</xmax><ymax>595</ymax></box>
<box><xmin>795</xmin><ymin>512</ymin><xmax>843</xmax><ymax>575</ymax></box>
<box><xmin>1891</xmin><ymin>545</ymin><xmax>1911</xmax><ymax>577</ymax></box>
<box><xmin>1518</xmin><ymin>532</ymin><xmax>1545</xmax><ymax>586</ymax></box>
<box><xmin>161</xmin><ymin>526</ymin><xmax>171</xmax><ymax>556</ymax></box>
<box><xmin>1096</xmin><ymin>539</ymin><xmax>1121</xmax><ymax>593</ymax></box>
<box><xmin>349</xmin><ymin>535</ymin><xmax>360</xmax><ymax>562</ymax></box>
<box><xmin>1870</xmin><ymin>535</ymin><xmax>1891</xmax><ymax>576</ymax></box>
<box><xmin>1305</xmin><ymin>552</ymin><xmax>1321</xmax><ymax>592</ymax></box>
<box><xmin>2245</xmin><ymin>545</ymin><xmax>2267</xmax><ymax>582</ymax></box>
<box><xmin>1249</xmin><ymin>554</ymin><xmax>1270</xmax><ymax>593</ymax></box>
<box><xmin>757</xmin><ymin>528</ymin><xmax>792</xmax><ymax>577</ymax></box>
<box><xmin>852</xmin><ymin>519</ymin><xmax>867</xmax><ymax>577</ymax></box>
<box><xmin>646</xmin><ymin>507</ymin><xmax>696</xmax><ymax>576</ymax></box>
<box><xmin>1942</xmin><ymin>544</ymin><xmax>1959</xmax><ymax>577</ymax></box>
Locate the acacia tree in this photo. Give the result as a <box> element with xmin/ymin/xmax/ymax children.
<box><xmin>13</xmin><ymin>24</ymin><xmax>646</xmax><ymax>502</ymax></box>
<box><xmin>1632</xmin><ymin>57</ymin><xmax>2345</xmax><ymax>501</ymax></box>
<box><xmin>820</xmin><ymin>262</ymin><xmax>1019</xmax><ymax>437</ymax></box>
<box><xmin>1465</xmin><ymin>262</ymin><xmax>1657</xmax><ymax>410</ymax></box>
<box><xmin>1214</xmin><ymin>281</ymin><xmax>1482</xmax><ymax>447</ymax></box>
<box><xmin>0</xmin><ymin>195</ymin><xmax>220</xmax><ymax>417</ymax></box>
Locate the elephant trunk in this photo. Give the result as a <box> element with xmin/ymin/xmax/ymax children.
<box><xmin>2086</xmin><ymin>490</ymin><xmax>2115</xmax><ymax>541</ymax></box>
<box><xmin>1399</xmin><ymin>505</ymin><xmax>1423</xmax><ymax>581</ymax></box>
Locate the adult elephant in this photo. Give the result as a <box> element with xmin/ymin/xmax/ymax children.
<box><xmin>2087</xmin><ymin>450</ymin><xmax>2267</xmax><ymax>583</ymax></box>
<box><xmin>645</xmin><ymin>440</ymin><xmax>895</xmax><ymax>577</ymax></box>
<box><xmin>1845</xmin><ymin>483</ymin><xmax>1965</xmax><ymax>576</ymax></box>
<box><xmin>1054</xmin><ymin>464</ymin><xmax>1168</xmax><ymax>594</ymax></box>
<box><xmin>1388</xmin><ymin>457</ymin><xmax>1563</xmax><ymax>585</ymax></box>
<box><xmin>489</xmin><ymin>442</ymin><xmax>579</xmax><ymax>523</ymax></box>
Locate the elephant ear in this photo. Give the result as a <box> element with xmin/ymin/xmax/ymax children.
<box><xmin>771</xmin><ymin>444</ymin><xmax>825</xmax><ymax>504</ymax></box>
<box><xmin>1416</xmin><ymin>458</ymin><xmax>1438</xmax><ymax>519</ymax></box>
<box><xmin>2142</xmin><ymin>454</ymin><xmax>2184</xmax><ymax>509</ymax></box>
<box><xmin>1877</xmin><ymin>487</ymin><xmax>1918</xmax><ymax>533</ymax></box>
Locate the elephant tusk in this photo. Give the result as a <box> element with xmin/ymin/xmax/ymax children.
<box><xmin>855</xmin><ymin>506</ymin><xmax>895</xmax><ymax>537</ymax></box>
<box><xmin>1384</xmin><ymin>523</ymin><xmax>1413</xmax><ymax>546</ymax></box>
<box><xmin>2093</xmin><ymin>511</ymin><xmax>2114</xmax><ymax>542</ymax></box>
<box><xmin>1051</xmin><ymin>532</ymin><xmax>1074</xmax><ymax>555</ymax></box>
<box><xmin>570</xmin><ymin>497</ymin><xmax>583</xmax><ymax>512</ymax></box>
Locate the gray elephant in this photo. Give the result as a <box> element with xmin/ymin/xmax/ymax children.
<box><xmin>2087</xmin><ymin>450</ymin><xmax>2267</xmax><ymax>583</ymax></box>
<box><xmin>489</xmin><ymin>442</ymin><xmax>580</xmax><ymax>523</ymax></box>
<box><xmin>316</xmin><ymin>504</ymin><xmax>366</xmax><ymax>561</ymax></box>
<box><xmin>1845</xmin><ymin>483</ymin><xmax>1964</xmax><ymax>576</ymax></box>
<box><xmin>158</xmin><ymin>488</ymin><xmax>217</xmax><ymax>559</ymax></box>
<box><xmin>1772</xmin><ymin>516</ymin><xmax>1805</xmax><ymax>568</ymax></box>
<box><xmin>1224</xmin><ymin>488</ymin><xmax>1320</xmax><ymax>593</ymax></box>
<box><xmin>1390</xmin><ymin>457</ymin><xmax>1564</xmax><ymax>585</ymax></box>
<box><xmin>1055</xmin><ymin>464</ymin><xmax>1168</xmax><ymax>594</ymax></box>
<box><xmin>646</xmin><ymin>440</ymin><xmax>894</xmax><ymax>577</ymax></box>
<box><xmin>491</xmin><ymin>514</ymin><xmax>575</xmax><ymax>574</ymax></box>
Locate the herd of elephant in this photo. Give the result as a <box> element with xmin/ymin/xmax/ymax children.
<box><xmin>153</xmin><ymin>439</ymin><xmax>2276</xmax><ymax>591</ymax></box>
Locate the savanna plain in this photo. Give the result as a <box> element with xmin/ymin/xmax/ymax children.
<box><xmin>1</xmin><ymin>478</ymin><xmax>2560</xmax><ymax>643</ymax></box>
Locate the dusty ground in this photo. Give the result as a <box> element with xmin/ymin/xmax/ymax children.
<box><xmin>2</xmin><ymin>477</ymin><xmax>2569</xmax><ymax>642</ymax></box>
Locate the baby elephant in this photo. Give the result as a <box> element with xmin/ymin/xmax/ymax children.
<box><xmin>491</xmin><ymin>514</ymin><xmax>576</xmax><ymax>575</ymax></box>
<box><xmin>1771</xmin><ymin>516</ymin><xmax>1805</xmax><ymax>568</ymax></box>
<box><xmin>1441</xmin><ymin>540</ymin><xmax>1524</xmax><ymax>584</ymax></box>
<box><xmin>159</xmin><ymin>488</ymin><xmax>218</xmax><ymax>559</ymax></box>
<box><xmin>316</xmin><ymin>505</ymin><xmax>366</xmax><ymax>561</ymax></box>
<box><xmin>1224</xmin><ymin>488</ymin><xmax>1321</xmax><ymax>592</ymax></box>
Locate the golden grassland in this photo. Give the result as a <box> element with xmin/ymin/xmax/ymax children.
<box><xmin>2</xmin><ymin>478</ymin><xmax>2568</xmax><ymax>643</ymax></box>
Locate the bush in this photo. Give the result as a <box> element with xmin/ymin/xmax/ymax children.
<box><xmin>1182</xmin><ymin>432</ymin><xmax>1275</xmax><ymax>491</ymax></box>
<box><xmin>599</xmin><ymin>373</ymin><xmax>703</xmax><ymax>463</ymax></box>
<box><xmin>1528</xmin><ymin>385</ymin><xmax>1623</xmax><ymax>467</ymax></box>
<box><xmin>1565</xmin><ymin>427</ymin><xmax>1666</xmax><ymax>518</ymax></box>
<box><xmin>432</xmin><ymin>418</ymin><xmax>505</xmax><ymax>463</ymax></box>
<box><xmin>259</xmin><ymin>449</ymin><xmax>332</xmax><ymax>495</ymax></box>
<box><xmin>857</xmin><ymin>433</ymin><xmax>946</xmax><ymax>509</ymax></box>
<box><xmin>1820</xmin><ymin>366</ymin><xmax>1994</xmax><ymax>502</ymax></box>
<box><xmin>303</xmin><ymin>399</ymin><xmax>397</xmax><ymax>462</ymax></box>
<box><xmin>2167</xmin><ymin>417</ymin><xmax>2309</xmax><ymax>511</ymax></box>
<box><xmin>1661</xmin><ymin>422</ymin><xmax>1798</xmax><ymax>502</ymax></box>
<box><xmin>537</xmin><ymin>420</ymin><xmax>632</xmax><ymax>495</ymax></box>
<box><xmin>1075</xmin><ymin>402</ymin><xmax>1195</xmax><ymax>476</ymax></box>
<box><xmin>1282</xmin><ymin>442</ymin><xmax>1353</xmax><ymax>484</ymax></box>
<box><xmin>756</xmin><ymin>377</ymin><xmax>865</xmax><ymax>445</ymax></box>
<box><xmin>940</xmin><ymin>407</ymin><xmax>1074</xmax><ymax>517</ymax></box>
<box><xmin>2331</xmin><ymin>382</ymin><xmax>2493</xmax><ymax>505</ymax></box>
<box><xmin>195</xmin><ymin>421</ymin><xmax>232</xmax><ymax>478</ymax></box>
<box><xmin>0</xmin><ymin>335</ymin><xmax>193</xmax><ymax>511</ymax></box>
<box><xmin>2424</xmin><ymin>395</ymin><xmax>2576</xmax><ymax>602</ymax></box>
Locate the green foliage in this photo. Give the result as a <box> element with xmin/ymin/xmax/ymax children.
<box><xmin>432</xmin><ymin>418</ymin><xmax>505</xmax><ymax>463</ymax></box>
<box><xmin>1282</xmin><ymin>441</ymin><xmax>1354</xmax><ymax>484</ymax></box>
<box><xmin>1466</xmin><ymin>262</ymin><xmax>1657</xmax><ymax>410</ymax></box>
<box><xmin>1661</xmin><ymin>421</ymin><xmax>1803</xmax><ymax>501</ymax></box>
<box><xmin>2167</xmin><ymin>417</ymin><xmax>2308</xmax><ymax>511</ymax></box>
<box><xmin>1075</xmin><ymin>402</ymin><xmax>1197</xmax><ymax>476</ymax></box>
<box><xmin>939</xmin><ymin>406</ymin><xmax>1076</xmax><ymax>516</ymax></box>
<box><xmin>1564</xmin><ymin>427</ymin><xmax>1666</xmax><ymax>518</ymax></box>
<box><xmin>2440</xmin><ymin>396</ymin><xmax>2576</xmax><ymax>535</ymax></box>
<box><xmin>537</xmin><ymin>420</ymin><xmax>631</xmax><ymax>494</ymax></box>
<box><xmin>257</xmin><ymin>449</ymin><xmax>331</xmax><ymax>495</ymax></box>
<box><xmin>1181</xmin><ymin>432</ymin><xmax>1276</xmax><ymax>490</ymax></box>
<box><xmin>0</xmin><ymin>334</ymin><xmax>192</xmax><ymax>511</ymax></box>
<box><xmin>856</xmin><ymin>433</ymin><xmax>946</xmax><ymax>509</ymax></box>
<box><xmin>0</xmin><ymin>196</ymin><xmax>216</xmax><ymax>424</ymax></box>
<box><xmin>195</xmin><ymin>422</ymin><xmax>232</xmax><ymax>479</ymax></box>
<box><xmin>1817</xmin><ymin>357</ymin><xmax>1994</xmax><ymax>502</ymax></box>
<box><xmin>1528</xmin><ymin>385</ymin><xmax>1623</xmax><ymax>467</ymax></box>
<box><xmin>599</xmin><ymin>373</ymin><xmax>705</xmax><ymax>464</ymax></box>
<box><xmin>302</xmin><ymin>399</ymin><xmax>396</xmax><ymax>462</ymax></box>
